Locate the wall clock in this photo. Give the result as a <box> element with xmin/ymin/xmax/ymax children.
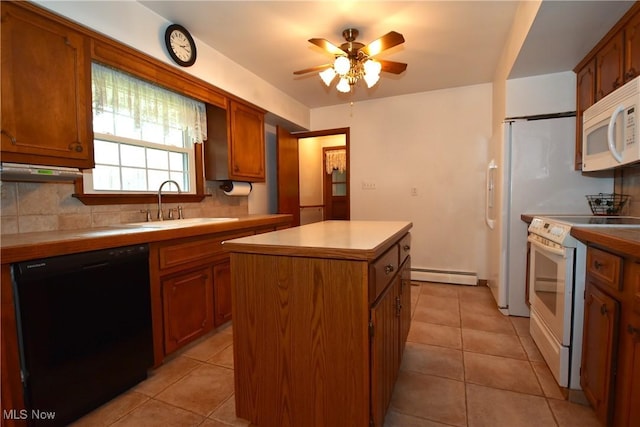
<box><xmin>164</xmin><ymin>24</ymin><xmax>197</xmax><ymax>67</ymax></box>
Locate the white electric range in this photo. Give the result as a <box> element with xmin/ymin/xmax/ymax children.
<box><xmin>527</xmin><ymin>215</ymin><xmax>640</xmax><ymax>391</ymax></box>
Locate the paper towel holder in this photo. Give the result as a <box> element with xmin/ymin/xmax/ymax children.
<box><xmin>220</xmin><ymin>180</ymin><xmax>252</xmax><ymax>195</ymax></box>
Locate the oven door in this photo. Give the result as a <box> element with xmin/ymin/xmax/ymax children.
<box><xmin>527</xmin><ymin>236</ymin><xmax>575</xmax><ymax>345</ymax></box>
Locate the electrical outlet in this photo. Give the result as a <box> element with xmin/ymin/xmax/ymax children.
<box><xmin>362</xmin><ymin>181</ymin><xmax>376</xmax><ymax>190</ymax></box>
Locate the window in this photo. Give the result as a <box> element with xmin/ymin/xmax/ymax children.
<box><xmin>83</xmin><ymin>63</ymin><xmax>207</xmax><ymax>194</ymax></box>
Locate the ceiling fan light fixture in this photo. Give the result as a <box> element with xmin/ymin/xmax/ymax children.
<box><xmin>364</xmin><ymin>72</ymin><xmax>380</xmax><ymax>88</ymax></box>
<box><xmin>333</xmin><ymin>56</ymin><xmax>351</xmax><ymax>75</ymax></box>
<box><xmin>363</xmin><ymin>59</ymin><xmax>382</xmax><ymax>76</ymax></box>
<box><xmin>336</xmin><ymin>77</ymin><xmax>351</xmax><ymax>93</ymax></box>
<box><xmin>319</xmin><ymin>67</ymin><xmax>337</xmax><ymax>86</ymax></box>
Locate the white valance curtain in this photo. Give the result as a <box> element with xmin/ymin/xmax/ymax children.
<box><xmin>325</xmin><ymin>149</ymin><xmax>347</xmax><ymax>174</ymax></box>
<box><xmin>91</xmin><ymin>62</ymin><xmax>207</xmax><ymax>145</ymax></box>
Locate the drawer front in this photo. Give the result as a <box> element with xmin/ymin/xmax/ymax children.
<box><xmin>587</xmin><ymin>247</ymin><xmax>622</xmax><ymax>292</ymax></box>
<box><xmin>370</xmin><ymin>244</ymin><xmax>400</xmax><ymax>303</ymax></box>
<box><xmin>159</xmin><ymin>231</ymin><xmax>253</xmax><ymax>270</ymax></box>
<box><xmin>399</xmin><ymin>233</ymin><xmax>411</xmax><ymax>264</ymax></box>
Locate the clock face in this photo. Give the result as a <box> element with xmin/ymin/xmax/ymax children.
<box><xmin>165</xmin><ymin>24</ymin><xmax>196</xmax><ymax>67</ymax></box>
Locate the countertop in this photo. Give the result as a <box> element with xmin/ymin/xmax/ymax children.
<box><xmin>224</xmin><ymin>220</ymin><xmax>413</xmax><ymax>261</ymax></box>
<box><xmin>1</xmin><ymin>214</ymin><xmax>292</xmax><ymax>264</ymax></box>
<box><xmin>520</xmin><ymin>213</ymin><xmax>639</xmax><ymax>258</ymax></box>
<box><xmin>570</xmin><ymin>227</ymin><xmax>640</xmax><ymax>258</ymax></box>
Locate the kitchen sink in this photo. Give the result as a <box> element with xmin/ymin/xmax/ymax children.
<box><xmin>117</xmin><ymin>217</ymin><xmax>239</xmax><ymax>228</ymax></box>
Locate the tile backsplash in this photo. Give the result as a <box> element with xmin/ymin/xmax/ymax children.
<box><xmin>0</xmin><ymin>181</ymin><xmax>248</xmax><ymax>235</ymax></box>
<box><xmin>615</xmin><ymin>164</ymin><xmax>640</xmax><ymax>216</ymax></box>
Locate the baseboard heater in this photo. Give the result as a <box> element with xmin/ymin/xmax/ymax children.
<box><xmin>411</xmin><ymin>268</ymin><xmax>478</xmax><ymax>286</ymax></box>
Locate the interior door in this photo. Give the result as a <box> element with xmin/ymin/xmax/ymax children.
<box><xmin>277</xmin><ymin>127</ymin><xmax>350</xmax><ymax>226</ymax></box>
<box><xmin>323</xmin><ymin>147</ymin><xmax>349</xmax><ymax>220</ymax></box>
<box><xmin>277</xmin><ymin>126</ymin><xmax>301</xmax><ymax>226</ymax></box>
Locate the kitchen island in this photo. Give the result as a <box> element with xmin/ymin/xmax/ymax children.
<box><xmin>224</xmin><ymin>220</ymin><xmax>412</xmax><ymax>427</ymax></box>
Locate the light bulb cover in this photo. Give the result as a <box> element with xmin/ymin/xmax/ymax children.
<box><xmin>364</xmin><ymin>72</ymin><xmax>380</xmax><ymax>88</ymax></box>
<box><xmin>319</xmin><ymin>67</ymin><xmax>336</xmax><ymax>86</ymax></box>
<box><xmin>336</xmin><ymin>77</ymin><xmax>351</xmax><ymax>93</ymax></box>
<box><xmin>333</xmin><ymin>56</ymin><xmax>350</xmax><ymax>75</ymax></box>
<box><xmin>364</xmin><ymin>59</ymin><xmax>382</xmax><ymax>76</ymax></box>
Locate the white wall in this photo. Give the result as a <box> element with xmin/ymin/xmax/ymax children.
<box><xmin>311</xmin><ymin>85</ymin><xmax>492</xmax><ymax>279</ymax></box>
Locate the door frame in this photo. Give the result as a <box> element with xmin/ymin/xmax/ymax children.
<box><xmin>277</xmin><ymin>127</ymin><xmax>350</xmax><ymax>226</ymax></box>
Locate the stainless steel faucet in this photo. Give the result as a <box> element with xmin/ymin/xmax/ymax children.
<box><xmin>157</xmin><ymin>180</ymin><xmax>181</xmax><ymax>220</ymax></box>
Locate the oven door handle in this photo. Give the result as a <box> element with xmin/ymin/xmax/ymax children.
<box><xmin>527</xmin><ymin>235</ymin><xmax>566</xmax><ymax>258</ymax></box>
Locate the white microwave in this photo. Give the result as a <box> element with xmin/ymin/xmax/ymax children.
<box><xmin>582</xmin><ymin>76</ymin><xmax>640</xmax><ymax>171</ymax></box>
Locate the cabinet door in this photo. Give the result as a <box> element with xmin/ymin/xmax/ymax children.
<box><xmin>596</xmin><ymin>33</ymin><xmax>625</xmax><ymax>100</ymax></box>
<box><xmin>228</xmin><ymin>101</ymin><xmax>265</xmax><ymax>181</ymax></box>
<box><xmin>1</xmin><ymin>2</ymin><xmax>93</xmax><ymax>168</ymax></box>
<box><xmin>162</xmin><ymin>267</ymin><xmax>214</xmax><ymax>354</ymax></box>
<box><xmin>575</xmin><ymin>59</ymin><xmax>596</xmax><ymax>171</ymax></box>
<box><xmin>370</xmin><ymin>276</ymin><xmax>400</xmax><ymax>427</ymax></box>
<box><xmin>614</xmin><ymin>260</ymin><xmax>640</xmax><ymax>427</ymax></box>
<box><xmin>213</xmin><ymin>261</ymin><xmax>232</xmax><ymax>327</ymax></box>
<box><xmin>581</xmin><ymin>281</ymin><xmax>619</xmax><ymax>425</ymax></box>
<box><xmin>399</xmin><ymin>257</ymin><xmax>412</xmax><ymax>352</ymax></box>
<box><xmin>624</xmin><ymin>9</ymin><xmax>640</xmax><ymax>82</ymax></box>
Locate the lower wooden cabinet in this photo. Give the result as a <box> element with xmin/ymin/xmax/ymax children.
<box><xmin>230</xmin><ymin>228</ymin><xmax>411</xmax><ymax>427</ymax></box>
<box><xmin>162</xmin><ymin>267</ymin><xmax>214</xmax><ymax>354</ymax></box>
<box><xmin>613</xmin><ymin>260</ymin><xmax>640</xmax><ymax>427</ymax></box>
<box><xmin>213</xmin><ymin>261</ymin><xmax>232</xmax><ymax>327</ymax></box>
<box><xmin>581</xmin><ymin>280</ymin><xmax>619</xmax><ymax>424</ymax></box>
<box><xmin>581</xmin><ymin>246</ymin><xmax>640</xmax><ymax>427</ymax></box>
<box><xmin>370</xmin><ymin>273</ymin><xmax>401</xmax><ymax>427</ymax></box>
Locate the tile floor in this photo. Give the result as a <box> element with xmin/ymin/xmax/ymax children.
<box><xmin>72</xmin><ymin>282</ymin><xmax>603</xmax><ymax>427</ymax></box>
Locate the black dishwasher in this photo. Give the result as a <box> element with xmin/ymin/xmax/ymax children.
<box><xmin>12</xmin><ymin>244</ymin><xmax>153</xmax><ymax>426</ymax></box>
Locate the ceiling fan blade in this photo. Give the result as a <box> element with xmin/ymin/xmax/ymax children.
<box><xmin>293</xmin><ymin>64</ymin><xmax>332</xmax><ymax>75</ymax></box>
<box><xmin>361</xmin><ymin>31</ymin><xmax>405</xmax><ymax>57</ymax></box>
<box><xmin>378</xmin><ymin>60</ymin><xmax>407</xmax><ymax>74</ymax></box>
<box><xmin>308</xmin><ymin>38</ymin><xmax>346</xmax><ymax>56</ymax></box>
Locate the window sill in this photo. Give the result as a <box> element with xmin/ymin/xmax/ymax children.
<box><xmin>73</xmin><ymin>193</ymin><xmax>210</xmax><ymax>206</ymax></box>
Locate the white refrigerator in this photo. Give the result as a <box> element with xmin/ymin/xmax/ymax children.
<box><xmin>486</xmin><ymin>115</ymin><xmax>612</xmax><ymax>317</ymax></box>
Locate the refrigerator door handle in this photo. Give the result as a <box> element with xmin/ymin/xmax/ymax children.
<box><xmin>485</xmin><ymin>160</ymin><xmax>497</xmax><ymax>229</ymax></box>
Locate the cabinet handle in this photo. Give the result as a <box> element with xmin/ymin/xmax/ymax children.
<box><xmin>403</xmin><ymin>245</ymin><xmax>410</xmax><ymax>252</ymax></box>
<box><xmin>384</xmin><ymin>264</ymin><xmax>395</xmax><ymax>275</ymax></box>
<box><xmin>68</xmin><ymin>142</ymin><xmax>83</xmax><ymax>153</ymax></box>
<box><xmin>626</xmin><ymin>68</ymin><xmax>638</xmax><ymax>79</ymax></box>
<box><xmin>1</xmin><ymin>129</ymin><xmax>17</xmax><ymax>145</ymax></box>
<box><xmin>628</xmin><ymin>324</ymin><xmax>640</xmax><ymax>336</ymax></box>
<box><xmin>594</xmin><ymin>260</ymin><xmax>604</xmax><ymax>270</ymax></box>
<box><xmin>613</xmin><ymin>77</ymin><xmax>621</xmax><ymax>89</ymax></box>
<box><xmin>600</xmin><ymin>304</ymin><xmax>608</xmax><ymax>315</ymax></box>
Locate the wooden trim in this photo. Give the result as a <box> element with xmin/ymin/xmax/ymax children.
<box><xmin>73</xmin><ymin>193</ymin><xmax>209</xmax><ymax>206</ymax></box>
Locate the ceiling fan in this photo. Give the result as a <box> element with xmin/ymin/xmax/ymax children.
<box><xmin>294</xmin><ymin>28</ymin><xmax>407</xmax><ymax>93</ymax></box>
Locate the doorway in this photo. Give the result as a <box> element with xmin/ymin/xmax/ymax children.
<box><xmin>323</xmin><ymin>146</ymin><xmax>348</xmax><ymax>220</ymax></box>
<box><xmin>277</xmin><ymin>127</ymin><xmax>350</xmax><ymax>226</ymax></box>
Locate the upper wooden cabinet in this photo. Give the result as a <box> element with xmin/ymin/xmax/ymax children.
<box><xmin>576</xmin><ymin>59</ymin><xmax>596</xmax><ymax>170</ymax></box>
<box><xmin>624</xmin><ymin>9</ymin><xmax>640</xmax><ymax>81</ymax></box>
<box><xmin>574</xmin><ymin>3</ymin><xmax>640</xmax><ymax>171</ymax></box>
<box><xmin>596</xmin><ymin>33</ymin><xmax>625</xmax><ymax>100</ymax></box>
<box><xmin>204</xmin><ymin>100</ymin><xmax>266</xmax><ymax>182</ymax></box>
<box><xmin>229</xmin><ymin>101</ymin><xmax>266</xmax><ymax>181</ymax></box>
<box><xmin>1</xmin><ymin>2</ymin><xmax>94</xmax><ymax>169</ymax></box>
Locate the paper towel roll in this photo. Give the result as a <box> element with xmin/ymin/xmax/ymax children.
<box><xmin>220</xmin><ymin>181</ymin><xmax>252</xmax><ymax>196</ymax></box>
